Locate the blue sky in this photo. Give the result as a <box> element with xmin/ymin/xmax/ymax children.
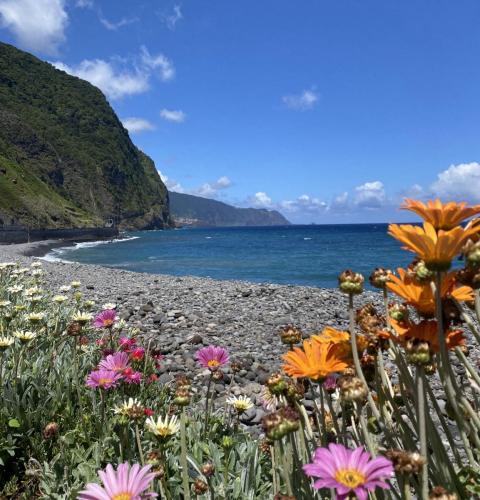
<box><xmin>1</xmin><ymin>0</ymin><xmax>480</xmax><ymax>223</ymax></box>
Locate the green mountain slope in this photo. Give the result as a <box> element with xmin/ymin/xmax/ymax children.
<box><xmin>169</xmin><ymin>191</ymin><xmax>290</xmax><ymax>227</ymax></box>
<box><xmin>0</xmin><ymin>42</ymin><xmax>170</xmax><ymax>229</ymax></box>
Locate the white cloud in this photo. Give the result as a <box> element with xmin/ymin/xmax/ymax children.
<box><xmin>354</xmin><ymin>181</ymin><xmax>386</xmax><ymax>208</ymax></box>
<box><xmin>251</xmin><ymin>192</ymin><xmax>273</xmax><ymax>208</ymax></box>
<box><xmin>214</xmin><ymin>176</ymin><xmax>232</xmax><ymax>189</ymax></box>
<box><xmin>163</xmin><ymin>5</ymin><xmax>183</xmax><ymax>30</ymax></box>
<box><xmin>52</xmin><ymin>59</ymin><xmax>149</xmax><ymax>100</ymax></box>
<box><xmin>282</xmin><ymin>89</ymin><xmax>318</xmax><ymax>111</ymax></box>
<box><xmin>52</xmin><ymin>46</ymin><xmax>175</xmax><ymax>100</ymax></box>
<box><xmin>431</xmin><ymin>162</ymin><xmax>480</xmax><ymax>203</ymax></box>
<box><xmin>192</xmin><ymin>176</ymin><xmax>233</xmax><ymax>198</ymax></box>
<box><xmin>160</xmin><ymin>109</ymin><xmax>186</xmax><ymax>123</ymax></box>
<box><xmin>75</xmin><ymin>0</ymin><xmax>93</xmax><ymax>7</ymax></box>
<box><xmin>0</xmin><ymin>0</ymin><xmax>68</xmax><ymax>55</ymax></box>
<box><xmin>280</xmin><ymin>194</ymin><xmax>327</xmax><ymax>213</ymax></box>
<box><xmin>140</xmin><ymin>46</ymin><xmax>175</xmax><ymax>81</ymax></box>
<box><xmin>122</xmin><ymin>117</ymin><xmax>155</xmax><ymax>133</ymax></box>
<box><xmin>159</xmin><ymin>171</ymin><xmax>185</xmax><ymax>193</ymax></box>
<box><xmin>100</xmin><ymin>16</ymin><xmax>138</xmax><ymax>31</ymax></box>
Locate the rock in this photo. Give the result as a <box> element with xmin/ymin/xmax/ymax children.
<box><xmin>189</xmin><ymin>334</ymin><xmax>203</xmax><ymax>345</ymax></box>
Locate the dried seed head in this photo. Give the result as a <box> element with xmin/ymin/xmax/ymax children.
<box><xmin>230</xmin><ymin>360</ymin><xmax>243</xmax><ymax>373</ymax></box>
<box><xmin>388</xmin><ymin>302</ymin><xmax>409</xmax><ymax>322</ymax></box>
<box><xmin>464</xmin><ymin>240</ymin><xmax>480</xmax><ymax>267</ymax></box>
<box><xmin>369</xmin><ymin>267</ymin><xmax>392</xmax><ymax>289</ymax></box>
<box><xmin>259</xmin><ymin>439</ymin><xmax>271</xmax><ymax>455</ymax></box>
<box><xmin>212</xmin><ymin>369</ymin><xmax>224</xmax><ymax>381</ymax></box>
<box><xmin>201</xmin><ymin>463</ymin><xmax>215</xmax><ymax>478</ymax></box>
<box><xmin>173</xmin><ymin>386</ymin><xmax>191</xmax><ymax>407</ymax></box>
<box><xmin>43</xmin><ymin>422</ymin><xmax>59</xmax><ymax>440</ymax></box>
<box><xmin>428</xmin><ymin>486</ymin><xmax>458</xmax><ymax>500</ymax></box>
<box><xmin>408</xmin><ymin>259</ymin><xmax>434</xmax><ymax>283</ymax></box>
<box><xmin>67</xmin><ymin>322</ymin><xmax>82</xmax><ymax>337</ymax></box>
<box><xmin>193</xmin><ymin>479</ymin><xmax>209</xmax><ymax>495</ymax></box>
<box><xmin>338</xmin><ymin>376</ymin><xmax>368</xmax><ymax>403</ymax></box>
<box><xmin>338</xmin><ymin>270</ymin><xmax>364</xmax><ymax>295</ymax></box>
<box><xmin>274</xmin><ymin>495</ymin><xmax>296</xmax><ymax>500</ymax></box>
<box><xmin>405</xmin><ymin>339</ymin><xmax>431</xmax><ymax>365</ymax></box>
<box><xmin>278</xmin><ymin>325</ymin><xmax>303</xmax><ymax>345</ymax></box>
<box><xmin>385</xmin><ymin>449</ymin><xmax>426</xmax><ymax>475</ymax></box>
<box><xmin>175</xmin><ymin>374</ymin><xmax>191</xmax><ymax>388</ymax></box>
<box><xmin>266</xmin><ymin>373</ymin><xmax>288</xmax><ymax>395</ymax></box>
<box><xmin>456</xmin><ymin>266</ymin><xmax>480</xmax><ymax>290</ymax></box>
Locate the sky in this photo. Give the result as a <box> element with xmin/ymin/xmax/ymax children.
<box><xmin>1</xmin><ymin>0</ymin><xmax>480</xmax><ymax>223</ymax></box>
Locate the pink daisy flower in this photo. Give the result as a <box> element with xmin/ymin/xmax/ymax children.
<box><xmin>303</xmin><ymin>444</ymin><xmax>393</xmax><ymax>500</ymax></box>
<box><xmin>78</xmin><ymin>462</ymin><xmax>157</xmax><ymax>499</ymax></box>
<box><xmin>123</xmin><ymin>367</ymin><xmax>142</xmax><ymax>384</ymax></box>
<box><xmin>86</xmin><ymin>369</ymin><xmax>122</xmax><ymax>390</ymax></box>
<box><xmin>99</xmin><ymin>352</ymin><xmax>130</xmax><ymax>373</ymax></box>
<box><xmin>93</xmin><ymin>309</ymin><xmax>117</xmax><ymax>329</ymax></box>
<box><xmin>195</xmin><ymin>345</ymin><xmax>229</xmax><ymax>371</ymax></box>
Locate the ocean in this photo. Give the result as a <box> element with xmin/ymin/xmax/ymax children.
<box><xmin>44</xmin><ymin>224</ymin><xmax>412</xmax><ymax>289</ymax></box>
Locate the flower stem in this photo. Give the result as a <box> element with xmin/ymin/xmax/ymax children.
<box><xmin>134</xmin><ymin>422</ymin><xmax>145</xmax><ymax>466</ymax></box>
<box><xmin>416</xmin><ymin>365</ymin><xmax>428</xmax><ymax>499</ymax></box>
<box><xmin>180</xmin><ymin>408</ymin><xmax>191</xmax><ymax>500</ymax></box>
<box><xmin>203</xmin><ymin>373</ymin><xmax>213</xmax><ymax>437</ymax></box>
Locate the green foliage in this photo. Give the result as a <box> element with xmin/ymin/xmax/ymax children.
<box><xmin>0</xmin><ymin>42</ymin><xmax>169</xmax><ymax>229</ymax></box>
<box><xmin>170</xmin><ymin>191</ymin><xmax>290</xmax><ymax>227</ymax></box>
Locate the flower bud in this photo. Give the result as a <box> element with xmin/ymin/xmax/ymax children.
<box><xmin>266</xmin><ymin>373</ymin><xmax>288</xmax><ymax>395</ymax></box>
<box><xmin>338</xmin><ymin>270</ymin><xmax>364</xmax><ymax>295</ymax></box>
<box><xmin>278</xmin><ymin>325</ymin><xmax>302</xmax><ymax>345</ymax></box>
<box><xmin>338</xmin><ymin>376</ymin><xmax>368</xmax><ymax>403</ymax></box>
<box><xmin>193</xmin><ymin>479</ymin><xmax>209</xmax><ymax>495</ymax></box>
<box><xmin>230</xmin><ymin>360</ymin><xmax>243</xmax><ymax>373</ymax></box>
<box><xmin>388</xmin><ymin>302</ymin><xmax>409</xmax><ymax>322</ymax></box>
<box><xmin>67</xmin><ymin>322</ymin><xmax>82</xmax><ymax>336</ymax></box>
<box><xmin>221</xmin><ymin>436</ymin><xmax>235</xmax><ymax>449</ymax></box>
<box><xmin>175</xmin><ymin>374</ymin><xmax>192</xmax><ymax>388</ymax></box>
<box><xmin>411</xmin><ymin>259</ymin><xmax>433</xmax><ymax>282</ymax></box>
<box><xmin>201</xmin><ymin>463</ymin><xmax>215</xmax><ymax>478</ymax></box>
<box><xmin>43</xmin><ymin>422</ymin><xmax>59</xmax><ymax>439</ymax></box>
<box><xmin>261</xmin><ymin>407</ymin><xmax>300</xmax><ymax>440</ymax></box>
<box><xmin>322</xmin><ymin>375</ymin><xmax>337</xmax><ymax>393</ymax></box>
<box><xmin>369</xmin><ymin>267</ymin><xmax>391</xmax><ymax>289</ymax></box>
<box><xmin>405</xmin><ymin>339</ymin><xmax>431</xmax><ymax>365</ymax></box>
<box><xmin>212</xmin><ymin>369</ymin><xmax>224</xmax><ymax>381</ymax></box>
<box><xmin>174</xmin><ymin>386</ymin><xmax>191</xmax><ymax>407</ymax></box>
<box><xmin>259</xmin><ymin>439</ymin><xmax>271</xmax><ymax>455</ymax></box>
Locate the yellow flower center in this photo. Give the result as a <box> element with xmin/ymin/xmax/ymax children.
<box><xmin>335</xmin><ymin>468</ymin><xmax>366</xmax><ymax>489</ymax></box>
<box><xmin>112</xmin><ymin>494</ymin><xmax>133</xmax><ymax>500</ymax></box>
<box><xmin>207</xmin><ymin>359</ymin><xmax>220</xmax><ymax>368</ymax></box>
<box><xmin>103</xmin><ymin>319</ymin><xmax>114</xmax><ymax>327</ymax></box>
<box><xmin>98</xmin><ymin>377</ymin><xmax>112</xmax><ymax>386</ymax></box>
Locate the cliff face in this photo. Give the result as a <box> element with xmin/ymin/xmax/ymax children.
<box><xmin>0</xmin><ymin>42</ymin><xmax>170</xmax><ymax>229</ymax></box>
<box><xmin>169</xmin><ymin>191</ymin><xmax>290</xmax><ymax>227</ymax></box>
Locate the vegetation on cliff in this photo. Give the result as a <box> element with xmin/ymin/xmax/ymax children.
<box><xmin>0</xmin><ymin>42</ymin><xmax>169</xmax><ymax>230</ymax></box>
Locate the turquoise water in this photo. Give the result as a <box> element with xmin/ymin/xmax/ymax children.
<box><xmin>47</xmin><ymin>225</ymin><xmax>412</xmax><ymax>288</ymax></box>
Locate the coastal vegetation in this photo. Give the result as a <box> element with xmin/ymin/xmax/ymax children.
<box><xmin>1</xmin><ymin>198</ymin><xmax>480</xmax><ymax>498</ymax></box>
<box><xmin>0</xmin><ymin>43</ymin><xmax>169</xmax><ymax>230</ymax></box>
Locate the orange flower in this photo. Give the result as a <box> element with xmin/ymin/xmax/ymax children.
<box><xmin>282</xmin><ymin>340</ymin><xmax>349</xmax><ymax>381</ymax></box>
<box><xmin>312</xmin><ymin>327</ymin><xmax>367</xmax><ymax>356</ymax></box>
<box><xmin>402</xmin><ymin>198</ymin><xmax>480</xmax><ymax>231</ymax></box>
<box><xmin>390</xmin><ymin>319</ymin><xmax>465</xmax><ymax>352</ymax></box>
<box><xmin>388</xmin><ymin>221</ymin><xmax>480</xmax><ymax>270</ymax></box>
<box><xmin>387</xmin><ymin>268</ymin><xmax>473</xmax><ymax>317</ymax></box>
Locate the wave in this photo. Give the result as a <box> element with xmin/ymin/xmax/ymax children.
<box><xmin>41</xmin><ymin>236</ymin><xmax>140</xmax><ymax>263</ymax></box>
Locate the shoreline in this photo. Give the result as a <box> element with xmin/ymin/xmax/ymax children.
<box><xmin>0</xmin><ymin>239</ymin><xmax>386</xmax><ymax>426</ymax></box>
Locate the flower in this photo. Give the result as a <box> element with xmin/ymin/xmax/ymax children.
<box><xmin>86</xmin><ymin>369</ymin><xmax>122</xmax><ymax>390</ymax></box>
<box><xmin>195</xmin><ymin>345</ymin><xmax>229</xmax><ymax>371</ymax></box>
<box><xmin>13</xmin><ymin>330</ymin><xmax>36</xmax><ymax>343</ymax></box>
<box><xmin>99</xmin><ymin>352</ymin><xmax>130</xmax><ymax>373</ymax></box>
<box><xmin>402</xmin><ymin>198</ymin><xmax>480</xmax><ymax>231</ymax></box>
<box><xmin>114</xmin><ymin>398</ymin><xmax>145</xmax><ymax>420</ymax></box>
<box><xmin>59</xmin><ymin>285</ymin><xmax>71</xmax><ymax>293</ymax></box>
<box><xmin>0</xmin><ymin>336</ymin><xmax>14</xmax><ymax>350</ymax></box>
<box><xmin>226</xmin><ymin>395</ymin><xmax>254</xmax><ymax>413</ymax></box>
<box><xmin>130</xmin><ymin>347</ymin><xmax>145</xmax><ymax>362</ymax></box>
<box><xmin>93</xmin><ymin>309</ymin><xmax>117</xmax><ymax>329</ymax></box>
<box><xmin>53</xmin><ymin>295</ymin><xmax>68</xmax><ymax>304</ymax></box>
<box><xmin>25</xmin><ymin>312</ymin><xmax>45</xmax><ymax>324</ymax></box>
<box><xmin>387</xmin><ymin>268</ymin><xmax>473</xmax><ymax>317</ymax></box>
<box><xmin>145</xmin><ymin>414</ymin><xmax>180</xmax><ymax>439</ymax></box>
<box><xmin>123</xmin><ymin>367</ymin><xmax>142</xmax><ymax>384</ymax></box>
<box><xmin>71</xmin><ymin>281</ymin><xmax>81</xmax><ymax>288</ymax></box>
<box><xmin>102</xmin><ymin>302</ymin><xmax>117</xmax><ymax>310</ymax></box>
<box><xmin>78</xmin><ymin>462</ymin><xmax>157</xmax><ymax>499</ymax></box>
<box><xmin>390</xmin><ymin>319</ymin><xmax>465</xmax><ymax>353</ymax></box>
<box><xmin>388</xmin><ymin>221</ymin><xmax>480</xmax><ymax>271</ymax></box>
<box><xmin>72</xmin><ymin>311</ymin><xmax>93</xmax><ymax>325</ymax></box>
<box><xmin>282</xmin><ymin>339</ymin><xmax>349</xmax><ymax>381</ymax></box>
<box><xmin>303</xmin><ymin>443</ymin><xmax>393</xmax><ymax>499</ymax></box>
<box><xmin>0</xmin><ymin>300</ymin><xmax>11</xmax><ymax>308</ymax></box>
<box><xmin>119</xmin><ymin>337</ymin><xmax>137</xmax><ymax>351</ymax></box>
